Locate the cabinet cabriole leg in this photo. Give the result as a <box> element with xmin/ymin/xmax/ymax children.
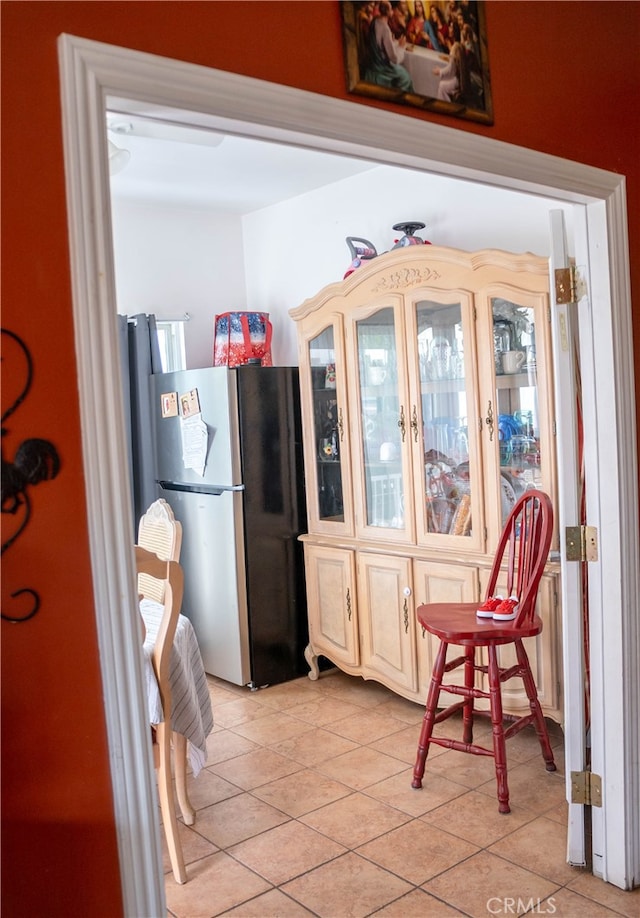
<box><xmin>305</xmin><ymin>642</ymin><xmax>320</xmax><ymax>681</ymax></box>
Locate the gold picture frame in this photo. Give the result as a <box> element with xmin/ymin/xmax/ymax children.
<box><xmin>341</xmin><ymin>1</ymin><xmax>493</xmax><ymax>125</ymax></box>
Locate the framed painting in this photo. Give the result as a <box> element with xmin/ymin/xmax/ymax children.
<box><xmin>340</xmin><ymin>1</ymin><xmax>493</xmax><ymax>124</ymax></box>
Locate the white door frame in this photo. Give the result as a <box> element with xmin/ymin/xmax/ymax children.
<box><xmin>58</xmin><ymin>34</ymin><xmax>639</xmax><ymax>914</ymax></box>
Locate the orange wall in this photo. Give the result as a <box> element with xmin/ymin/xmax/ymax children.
<box><xmin>1</xmin><ymin>2</ymin><xmax>638</xmax><ymax>913</ymax></box>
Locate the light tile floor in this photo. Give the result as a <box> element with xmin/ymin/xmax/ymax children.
<box><xmin>162</xmin><ymin>670</ymin><xmax>639</xmax><ymax>918</ymax></box>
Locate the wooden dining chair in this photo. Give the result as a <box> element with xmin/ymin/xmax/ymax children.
<box><xmin>137</xmin><ymin>498</ymin><xmax>183</xmax><ymax>602</ymax></box>
<box><xmin>137</xmin><ymin>500</ymin><xmax>195</xmax><ymax>832</ymax></box>
<box><xmin>135</xmin><ymin>545</ymin><xmax>187</xmax><ymax>883</ymax></box>
<box><xmin>412</xmin><ymin>490</ymin><xmax>556</xmax><ymax>814</ymax></box>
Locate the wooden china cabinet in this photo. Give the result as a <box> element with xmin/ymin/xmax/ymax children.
<box><xmin>290</xmin><ymin>246</ymin><xmax>563</xmax><ymax>722</ymax></box>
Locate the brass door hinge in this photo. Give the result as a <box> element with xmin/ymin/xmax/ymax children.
<box><xmin>565</xmin><ymin>525</ymin><xmax>598</xmax><ymax>562</ymax></box>
<box><xmin>571</xmin><ymin>770</ymin><xmax>602</xmax><ymax>807</ymax></box>
<box><xmin>555</xmin><ymin>265</ymin><xmax>587</xmax><ymax>304</ymax></box>
<box><xmin>555</xmin><ymin>266</ymin><xmax>577</xmax><ymax>304</ymax></box>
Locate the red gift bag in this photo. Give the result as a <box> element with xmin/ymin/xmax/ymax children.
<box><xmin>213</xmin><ymin>311</ymin><xmax>273</xmax><ymax>367</ymax></box>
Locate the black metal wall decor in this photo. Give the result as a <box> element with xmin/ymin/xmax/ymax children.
<box><xmin>1</xmin><ymin>328</ymin><xmax>61</xmax><ymax>622</ymax></box>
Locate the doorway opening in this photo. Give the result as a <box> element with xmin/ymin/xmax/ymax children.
<box><xmin>58</xmin><ymin>34</ymin><xmax>639</xmax><ymax>914</ymax></box>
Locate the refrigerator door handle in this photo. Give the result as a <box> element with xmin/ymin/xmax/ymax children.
<box><xmin>156</xmin><ymin>480</ymin><xmax>245</xmax><ymax>495</ymax></box>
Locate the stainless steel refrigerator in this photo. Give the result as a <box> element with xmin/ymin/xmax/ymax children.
<box><xmin>149</xmin><ymin>365</ymin><xmax>308</xmax><ymax>688</ymax></box>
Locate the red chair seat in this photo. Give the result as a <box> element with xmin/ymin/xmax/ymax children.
<box><xmin>412</xmin><ymin>491</ymin><xmax>557</xmax><ymax>814</ymax></box>
<box><xmin>417</xmin><ymin>601</ymin><xmax>544</xmax><ymax>644</ymax></box>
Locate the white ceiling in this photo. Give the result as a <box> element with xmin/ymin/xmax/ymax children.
<box><xmin>107</xmin><ymin>113</ymin><xmax>378</xmax><ymax>213</ymax></box>
<box><xmin>104</xmin><ymin>110</ymin><xmax>570</xmax><ymax>260</ymax></box>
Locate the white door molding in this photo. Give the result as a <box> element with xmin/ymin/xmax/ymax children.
<box><xmin>581</xmin><ymin>189</ymin><xmax>639</xmax><ymax>887</ymax></box>
<box><xmin>57</xmin><ymin>34</ymin><xmax>639</xmax><ymax>911</ymax></box>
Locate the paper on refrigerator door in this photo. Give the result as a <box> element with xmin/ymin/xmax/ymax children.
<box><xmin>180</xmin><ymin>413</ymin><xmax>208</xmax><ymax>476</ymax></box>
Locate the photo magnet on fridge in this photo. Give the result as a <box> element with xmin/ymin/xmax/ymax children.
<box><xmin>161</xmin><ymin>391</ymin><xmax>178</xmax><ymax>418</ymax></box>
<box><xmin>180</xmin><ymin>388</ymin><xmax>201</xmax><ymax>418</ymax></box>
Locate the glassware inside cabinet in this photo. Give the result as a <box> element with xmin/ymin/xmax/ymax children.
<box><xmin>491</xmin><ymin>297</ymin><xmax>542</xmax><ymax>526</ymax></box>
<box><xmin>309</xmin><ymin>327</ymin><xmax>344</xmax><ymax>522</ymax></box>
<box><xmin>416</xmin><ymin>299</ymin><xmax>472</xmax><ymax>537</ymax></box>
<box><xmin>356</xmin><ymin>307</ymin><xmax>405</xmax><ymax>529</ymax></box>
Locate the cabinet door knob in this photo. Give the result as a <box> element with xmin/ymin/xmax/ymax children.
<box><xmin>398</xmin><ymin>405</ymin><xmax>406</xmax><ymax>441</ymax></box>
<box><xmin>403</xmin><ymin>587</ymin><xmax>412</xmax><ymax>596</ymax></box>
<box><xmin>410</xmin><ymin>405</ymin><xmax>419</xmax><ymax>442</ymax></box>
<box><xmin>485</xmin><ymin>400</ymin><xmax>495</xmax><ymax>441</ymax></box>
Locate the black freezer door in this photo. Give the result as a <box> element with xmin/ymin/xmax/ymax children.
<box><xmin>236</xmin><ymin>366</ymin><xmax>309</xmax><ymax>686</ymax></box>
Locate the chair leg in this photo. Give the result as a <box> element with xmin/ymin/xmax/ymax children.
<box><xmin>515</xmin><ymin>639</ymin><xmax>556</xmax><ymax>772</ymax></box>
<box><xmin>156</xmin><ymin>722</ymin><xmax>187</xmax><ymax>884</ymax></box>
<box><xmin>487</xmin><ymin>645</ymin><xmax>510</xmax><ymax>814</ymax></box>
<box><xmin>412</xmin><ymin>639</ymin><xmax>448</xmax><ymax>789</ymax></box>
<box><xmin>462</xmin><ymin>646</ymin><xmax>475</xmax><ymax>744</ymax></box>
<box><xmin>173</xmin><ymin>731</ymin><xmax>196</xmax><ymax>825</ymax></box>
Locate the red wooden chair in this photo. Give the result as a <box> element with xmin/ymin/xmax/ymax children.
<box><xmin>412</xmin><ymin>490</ymin><xmax>556</xmax><ymax>813</ymax></box>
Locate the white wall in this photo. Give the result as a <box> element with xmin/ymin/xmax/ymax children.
<box><xmin>243</xmin><ymin>165</ymin><xmax>573</xmax><ymax>365</ymax></box>
<box><xmin>110</xmin><ymin>199</ymin><xmax>247</xmax><ymax>369</ymax></box>
<box><xmin>111</xmin><ymin>166</ymin><xmax>573</xmax><ymax>368</ymax></box>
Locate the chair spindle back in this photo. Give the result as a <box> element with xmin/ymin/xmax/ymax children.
<box><xmin>485</xmin><ymin>491</ymin><xmax>554</xmax><ymax>627</ymax></box>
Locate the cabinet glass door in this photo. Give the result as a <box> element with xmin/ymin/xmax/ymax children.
<box><xmin>309</xmin><ymin>327</ymin><xmax>345</xmax><ymax>524</ymax></box>
<box><xmin>415</xmin><ymin>299</ymin><xmax>477</xmax><ymax>544</ymax></box>
<box><xmin>491</xmin><ymin>298</ymin><xmax>542</xmax><ymax>526</ymax></box>
<box><xmin>356</xmin><ymin>307</ymin><xmax>407</xmax><ymax>536</ymax></box>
